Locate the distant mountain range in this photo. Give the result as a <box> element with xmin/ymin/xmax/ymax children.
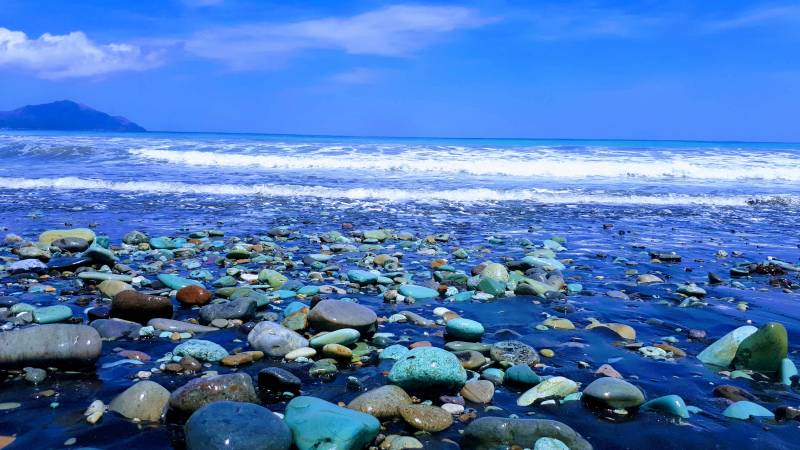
<box><xmin>0</xmin><ymin>100</ymin><xmax>145</xmax><ymax>132</ymax></box>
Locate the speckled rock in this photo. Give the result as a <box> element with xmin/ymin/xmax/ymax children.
<box><xmin>169</xmin><ymin>372</ymin><xmax>258</xmax><ymax>415</ymax></box>
<box><xmin>399</xmin><ymin>404</ymin><xmax>453</xmax><ymax>432</ymax></box>
<box><xmin>490</xmin><ymin>340</ymin><xmax>539</xmax><ymax>367</ymax></box>
<box><xmin>173</xmin><ymin>339</ymin><xmax>228</xmax><ymax>362</ymax></box>
<box><xmin>347</xmin><ymin>385</ymin><xmax>412</xmax><ymax>418</ymax></box>
<box><xmin>388</xmin><ymin>347</ymin><xmax>467</xmax><ymax>391</ymax></box>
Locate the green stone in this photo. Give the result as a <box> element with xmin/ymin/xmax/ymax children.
<box><xmin>158</xmin><ymin>274</ymin><xmax>203</xmax><ymax>290</ymax></box>
<box><xmin>478</xmin><ymin>277</ymin><xmax>505</xmax><ymax>296</ymax></box>
<box><xmin>732</xmin><ymin>322</ymin><xmax>788</xmax><ymax>372</ymax></box>
<box><xmin>309</xmin><ymin>328</ymin><xmax>360</xmax><ymax>348</ymax></box>
<box><xmin>258</xmin><ymin>269</ymin><xmax>288</xmax><ymax>289</ymax></box>
<box><xmin>388</xmin><ymin>347</ymin><xmax>467</xmax><ymax>391</ymax></box>
<box><xmin>33</xmin><ymin>305</ymin><xmax>72</xmax><ymax>324</ymax></box>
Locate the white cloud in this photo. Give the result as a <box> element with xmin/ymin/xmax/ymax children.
<box><xmin>0</xmin><ymin>27</ymin><xmax>163</xmax><ymax>79</ymax></box>
<box><xmin>705</xmin><ymin>5</ymin><xmax>800</xmax><ymax>31</ymax></box>
<box><xmin>184</xmin><ymin>4</ymin><xmax>493</xmax><ymax>68</ymax></box>
<box><xmin>514</xmin><ymin>6</ymin><xmax>664</xmax><ymax>41</ymax></box>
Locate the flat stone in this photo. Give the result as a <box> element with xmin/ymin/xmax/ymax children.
<box><xmin>582</xmin><ymin>377</ymin><xmax>645</xmax><ymax>409</ymax></box>
<box><xmin>176</xmin><ymin>285</ymin><xmax>213</xmax><ymax>306</ymax></box>
<box><xmin>91</xmin><ymin>318</ymin><xmax>142</xmax><ymax>339</ymax></box>
<box><xmin>199</xmin><ymin>298</ymin><xmax>256</xmax><ymax>323</ymax></box>
<box><xmin>158</xmin><ymin>274</ymin><xmax>203</xmax><ymax>290</ymax></box>
<box><xmin>309</xmin><ymin>328</ymin><xmax>360</xmax><ymax>348</ymax></box>
<box><xmin>169</xmin><ymin>372</ymin><xmax>258</xmax><ymax>415</ymax></box>
<box><xmin>505</xmin><ymin>364</ymin><xmax>542</xmax><ymax>386</ymax></box>
<box><xmin>32</xmin><ymin>305</ymin><xmax>72</xmax><ymax>324</ymax></box>
<box><xmin>109</xmin><ymin>380</ymin><xmax>170</xmax><ymax>422</ymax></box>
<box><xmin>0</xmin><ymin>324</ymin><xmax>101</xmax><ymax>368</ymax></box>
<box><xmin>461</xmin><ymin>417</ymin><xmax>592</xmax><ymax>450</ymax></box>
<box><xmin>446</xmin><ymin>318</ymin><xmax>485</xmax><ymax>341</ymax></box>
<box><xmin>723</xmin><ymin>401</ymin><xmax>775</xmax><ymax>420</ymax></box>
<box><xmin>248</xmin><ymin>321</ymin><xmax>309</xmax><ymax>357</ymax></box>
<box><xmin>185</xmin><ymin>401</ymin><xmax>291</xmax><ymax>450</ymax></box>
<box><xmin>398</xmin><ymin>284</ymin><xmax>439</xmax><ymax>300</ymax></box>
<box><xmin>348</xmin><ymin>385</ymin><xmax>412</xmax><ymax>418</ymax></box>
<box><xmin>307</xmin><ymin>300</ymin><xmax>377</xmax><ymax>334</ymax></box>
<box><xmin>461</xmin><ymin>379</ymin><xmax>495</xmax><ymax>403</ymax></box>
<box><xmin>399</xmin><ymin>404</ymin><xmax>453</xmax><ymax>432</ymax></box>
<box><xmin>148</xmin><ymin>318</ymin><xmax>217</xmax><ymax>333</ymax></box>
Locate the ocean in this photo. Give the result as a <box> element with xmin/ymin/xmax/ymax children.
<box><xmin>0</xmin><ymin>130</ymin><xmax>799</xmax><ymax>449</ymax></box>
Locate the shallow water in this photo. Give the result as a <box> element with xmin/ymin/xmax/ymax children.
<box><xmin>1</xmin><ymin>131</ymin><xmax>799</xmax><ymax>449</ymax></box>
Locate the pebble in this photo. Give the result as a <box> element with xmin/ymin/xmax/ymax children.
<box><xmin>247</xmin><ymin>321</ymin><xmax>309</xmax><ymax>357</ymax></box>
<box><xmin>169</xmin><ymin>372</ymin><xmax>258</xmax><ymax>415</ymax></box>
<box><xmin>0</xmin><ymin>324</ymin><xmax>101</xmax><ymax>367</ymax></box>
<box><xmin>460</xmin><ymin>379</ymin><xmax>495</xmax><ymax>403</ymax></box>
<box><xmin>347</xmin><ymin>385</ymin><xmax>412</xmax><ymax>418</ymax></box>
<box><xmin>284</xmin><ymin>396</ymin><xmax>380</xmax><ymax>450</ymax></box>
<box><xmin>399</xmin><ymin>404</ymin><xmax>453</xmax><ymax>432</ymax></box>
<box><xmin>388</xmin><ymin>347</ymin><xmax>467</xmax><ymax>391</ymax></box>
<box><xmin>109</xmin><ymin>380</ymin><xmax>170</xmax><ymax>422</ymax></box>
<box><xmin>582</xmin><ymin>377</ymin><xmax>645</xmax><ymax>409</ymax></box>
<box><xmin>185</xmin><ymin>401</ymin><xmax>291</xmax><ymax>450</ymax></box>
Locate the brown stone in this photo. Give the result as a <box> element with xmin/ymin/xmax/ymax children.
<box><xmin>595</xmin><ymin>364</ymin><xmax>622</xmax><ymax>379</ymax></box>
<box><xmin>111</xmin><ymin>291</ymin><xmax>173</xmax><ymax>324</ymax></box>
<box><xmin>399</xmin><ymin>404</ymin><xmax>453</xmax><ymax>432</ymax></box>
<box><xmin>409</xmin><ymin>341</ymin><xmax>432</xmax><ymax>349</ymax></box>
<box><xmin>176</xmin><ymin>285</ymin><xmax>213</xmax><ymax>306</ymax></box>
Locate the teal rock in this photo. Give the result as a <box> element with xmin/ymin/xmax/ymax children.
<box><xmin>297</xmin><ymin>285</ymin><xmax>319</xmax><ymax>296</ymax></box>
<box><xmin>380</xmin><ymin>344</ymin><xmax>410</xmax><ymax>361</ymax></box>
<box><xmin>446</xmin><ymin>318</ymin><xmax>484</xmax><ymax>341</ymax></box>
<box><xmin>641</xmin><ymin>395</ymin><xmax>690</xmax><ymax>419</ymax></box>
<box><xmin>363</xmin><ymin>229</ymin><xmax>391</xmax><ymax>241</ymax></box>
<box><xmin>258</xmin><ymin>269</ymin><xmax>288</xmax><ymax>289</ymax></box>
<box><xmin>481</xmin><ymin>368</ymin><xmax>505</xmax><ymax>385</ymax></box>
<box><xmin>347</xmin><ymin>270</ymin><xmax>379</xmax><ymax>284</ymax></box>
<box><xmin>697</xmin><ymin>325</ymin><xmax>758</xmax><ymax>367</ymax></box>
<box><xmin>505</xmin><ymin>364</ymin><xmax>541</xmax><ymax>386</ymax></box>
<box><xmin>78</xmin><ymin>272</ymin><xmax>133</xmax><ymax>282</ymax></box>
<box><xmin>150</xmin><ymin>237</ymin><xmax>180</xmax><ymax>249</ymax></box>
<box><xmin>398</xmin><ymin>284</ymin><xmax>438</xmax><ymax>300</ymax></box>
<box><xmin>173</xmin><ymin>339</ymin><xmax>228</xmax><ymax>362</ymax></box>
<box><xmin>515</xmin><ymin>279</ymin><xmax>557</xmax><ymax>296</ymax></box>
<box><xmin>461</xmin><ymin>417</ymin><xmax>592</xmax><ymax>450</ymax></box>
<box><xmin>722</xmin><ymin>401</ymin><xmax>774</xmax><ymax>420</ymax></box>
<box><xmin>566</xmin><ymin>283</ymin><xmax>583</xmax><ymax>294</ymax></box>
<box><xmin>284</xmin><ymin>396</ymin><xmax>380</xmax><ymax>450</ymax></box>
<box><xmin>158</xmin><ymin>274</ymin><xmax>203</xmax><ymax>290</ymax></box>
<box><xmin>33</xmin><ymin>305</ymin><xmax>72</xmax><ymax>324</ymax></box>
<box><xmin>212</xmin><ymin>275</ymin><xmax>238</xmax><ymax>288</ymax></box>
<box><xmin>185</xmin><ymin>401</ymin><xmax>291</xmax><ymax>450</ymax></box>
<box><xmin>478</xmin><ymin>277</ymin><xmax>505</xmax><ymax>296</ymax></box>
<box><xmin>534</xmin><ymin>437</ymin><xmax>569</xmax><ymax>450</ymax></box>
<box><xmin>582</xmin><ymin>377</ymin><xmax>645</xmax><ymax>409</ymax></box>
<box><xmin>522</xmin><ymin>256</ymin><xmax>565</xmax><ymax>271</ymax></box>
<box><xmin>452</xmin><ymin>291</ymin><xmax>474</xmax><ymax>302</ymax></box>
<box><xmin>309</xmin><ymin>328</ymin><xmax>360</xmax><ymax>348</ymax></box>
<box><xmin>388</xmin><ymin>347</ymin><xmax>467</xmax><ymax>391</ymax></box>
<box><xmin>82</xmin><ymin>243</ymin><xmax>117</xmax><ymax>266</ymax></box>
<box><xmin>780</xmin><ymin>358</ymin><xmax>798</xmax><ymax>386</ymax></box>
<box><xmin>122</xmin><ymin>231</ymin><xmax>148</xmax><ymax>245</ymax></box>
<box><xmin>732</xmin><ymin>322</ymin><xmax>788</xmax><ymax>372</ymax></box>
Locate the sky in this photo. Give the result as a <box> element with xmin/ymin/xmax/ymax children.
<box><xmin>1</xmin><ymin>0</ymin><xmax>799</xmax><ymax>141</ymax></box>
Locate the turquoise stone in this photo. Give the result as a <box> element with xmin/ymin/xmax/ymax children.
<box><xmin>212</xmin><ymin>275</ymin><xmax>237</xmax><ymax>287</ymax></box>
<box><xmin>780</xmin><ymin>358</ymin><xmax>798</xmax><ymax>385</ymax></box>
<box><xmin>452</xmin><ymin>291</ymin><xmax>474</xmax><ymax>302</ymax></box>
<box><xmin>697</xmin><ymin>325</ymin><xmax>758</xmax><ymax>367</ymax></box>
<box><xmin>284</xmin><ymin>301</ymin><xmax>308</xmax><ymax>317</ymax></box>
<box><xmin>173</xmin><ymin>339</ymin><xmax>228</xmax><ymax>362</ymax></box>
<box><xmin>33</xmin><ymin>305</ymin><xmax>72</xmax><ymax>324</ymax></box>
<box><xmin>379</xmin><ymin>344</ymin><xmax>409</xmax><ymax>361</ymax></box>
<box><xmin>732</xmin><ymin>322</ymin><xmax>788</xmax><ymax>372</ymax></box>
<box><xmin>722</xmin><ymin>401</ymin><xmax>774</xmax><ymax>420</ymax></box>
<box><xmin>505</xmin><ymin>364</ymin><xmax>541</xmax><ymax>386</ymax></box>
<box><xmin>158</xmin><ymin>274</ymin><xmax>203</xmax><ymax>290</ymax></box>
<box><xmin>347</xmin><ymin>270</ymin><xmax>378</xmax><ymax>284</ymax></box>
<box><xmin>641</xmin><ymin>395</ymin><xmax>690</xmax><ymax>419</ymax></box>
<box><xmin>150</xmin><ymin>237</ymin><xmax>184</xmax><ymax>249</ymax></box>
<box><xmin>77</xmin><ymin>272</ymin><xmax>133</xmax><ymax>282</ymax></box>
<box><xmin>81</xmin><ymin>243</ymin><xmax>117</xmax><ymax>265</ymax></box>
<box><xmin>388</xmin><ymin>347</ymin><xmax>467</xmax><ymax>391</ymax></box>
<box><xmin>284</xmin><ymin>396</ymin><xmax>380</xmax><ymax>450</ymax></box>
<box><xmin>398</xmin><ymin>284</ymin><xmax>438</xmax><ymax>300</ymax></box>
<box><xmin>309</xmin><ymin>328</ymin><xmax>360</xmax><ymax>348</ymax></box>
<box><xmin>481</xmin><ymin>368</ymin><xmax>504</xmax><ymax>384</ymax></box>
<box><xmin>534</xmin><ymin>437</ymin><xmax>569</xmax><ymax>450</ymax></box>
<box><xmin>276</xmin><ymin>290</ymin><xmax>296</xmax><ymax>299</ymax></box>
<box><xmin>297</xmin><ymin>285</ymin><xmax>319</xmax><ymax>296</ymax></box>
<box><xmin>567</xmin><ymin>283</ymin><xmax>583</xmax><ymax>294</ymax></box>
<box><xmin>478</xmin><ymin>277</ymin><xmax>506</xmax><ymax>296</ymax></box>
<box><xmin>446</xmin><ymin>318</ymin><xmax>485</xmax><ymax>341</ymax></box>
<box><xmin>522</xmin><ymin>256</ymin><xmax>565</xmax><ymax>271</ymax></box>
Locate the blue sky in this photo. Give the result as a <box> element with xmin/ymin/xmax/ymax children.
<box><xmin>1</xmin><ymin>0</ymin><xmax>799</xmax><ymax>141</ymax></box>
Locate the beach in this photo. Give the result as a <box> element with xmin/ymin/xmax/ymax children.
<box><xmin>1</xmin><ymin>131</ymin><xmax>799</xmax><ymax>449</ymax></box>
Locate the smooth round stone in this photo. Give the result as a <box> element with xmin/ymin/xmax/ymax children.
<box><xmin>91</xmin><ymin>318</ymin><xmax>142</xmax><ymax>339</ymax></box>
<box><xmin>78</xmin><ymin>271</ymin><xmax>133</xmax><ymax>282</ymax></box>
<box><xmin>51</xmin><ymin>237</ymin><xmax>90</xmax><ymax>253</ymax></box>
<box><xmin>285</xmin><ymin>347</ymin><xmax>316</xmax><ymax>360</ymax></box>
<box><xmin>169</xmin><ymin>372</ymin><xmax>258</xmax><ymax>415</ymax></box>
<box><xmin>398</xmin><ymin>284</ymin><xmax>439</xmax><ymax>300</ymax></box>
<box><xmin>380</xmin><ymin>435</ymin><xmax>423</xmax><ymax>450</ymax></box>
<box><xmin>347</xmin><ymin>270</ymin><xmax>379</xmax><ymax>284</ymax></box>
<box><xmin>388</xmin><ymin>347</ymin><xmax>467</xmax><ymax>391</ymax></box>
<box><xmin>542</xmin><ymin>317</ymin><xmax>575</xmax><ymax>330</ymax></box>
<box><xmin>309</xmin><ymin>328</ymin><xmax>360</xmax><ymax>348</ymax></box>
<box><xmin>82</xmin><ymin>243</ymin><xmax>117</xmax><ymax>265</ymax></box>
<box><xmin>98</xmin><ymin>280</ymin><xmax>133</xmax><ymax>298</ymax></box>
<box><xmin>199</xmin><ymin>298</ymin><xmax>256</xmax><ymax>323</ymax></box>
<box><xmin>323</xmin><ymin>343</ymin><xmax>353</xmax><ymax>359</ymax></box>
<box><xmin>8</xmin><ymin>259</ymin><xmax>47</xmax><ymax>273</ymax></box>
<box><xmin>32</xmin><ymin>305</ymin><xmax>72</xmax><ymax>324</ymax></box>
<box><xmin>505</xmin><ymin>364</ymin><xmax>542</xmax><ymax>386</ymax></box>
<box><xmin>723</xmin><ymin>400</ymin><xmax>775</xmax><ymax>420</ymax></box>
<box><xmin>454</xmin><ymin>350</ymin><xmax>487</xmax><ymax>370</ymax></box>
<box><xmin>481</xmin><ymin>262</ymin><xmax>509</xmax><ymax>281</ymax></box>
<box><xmin>441</xmin><ymin>403</ymin><xmax>465</xmax><ymax>415</ymax></box>
<box><xmin>307</xmin><ymin>300</ymin><xmax>377</xmax><ymax>334</ymax></box>
<box><xmin>284</xmin><ymin>396</ymin><xmax>380</xmax><ymax>450</ymax></box>
<box><xmin>123</xmin><ymin>230</ymin><xmax>149</xmax><ymax>245</ymax></box>
<box><xmin>112</xmin><ymin>290</ymin><xmax>173</xmax><ymax>324</ymax></box>
<box><xmin>461</xmin><ymin>417</ymin><xmax>592</xmax><ymax>450</ymax></box>
<box><xmin>158</xmin><ymin>274</ymin><xmax>203</xmax><ymax>290</ymax></box>
<box><xmin>0</xmin><ymin>324</ymin><xmax>101</xmax><ymax>367</ymax></box>
<box><xmin>461</xmin><ymin>379</ymin><xmax>495</xmax><ymax>403</ymax></box>
<box><xmin>39</xmin><ymin>228</ymin><xmax>95</xmax><ymax>246</ymax></box>
<box><xmin>399</xmin><ymin>404</ymin><xmax>453</xmax><ymax>432</ymax></box>
<box><xmin>173</xmin><ymin>339</ymin><xmax>228</xmax><ymax>362</ymax></box>
<box><xmin>517</xmin><ymin>376</ymin><xmax>578</xmax><ymax>406</ymax></box>
<box><xmin>481</xmin><ymin>368</ymin><xmax>505</xmax><ymax>385</ymax></box>
<box><xmin>109</xmin><ymin>380</ymin><xmax>170</xmax><ymax>422</ymax></box>
<box><xmin>697</xmin><ymin>325</ymin><xmax>758</xmax><ymax>367</ymax></box>
<box><xmin>379</xmin><ymin>344</ymin><xmax>410</xmax><ymax>361</ymax></box>
<box><xmin>446</xmin><ymin>318</ymin><xmax>485</xmax><ymax>341</ymax></box>
<box><xmin>185</xmin><ymin>401</ymin><xmax>291</xmax><ymax>450</ymax></box>
<box><xmin>732</xmin><ymin>322</ymin><xmax>788</xmax><ymax>372</ymax></box>
<box><xmin>348</xmin><ymin>385</ymin><xmax>412</xmax><ymax>418</ymax></box>
<box><xmin>148</xmin><ymin>318</ymin><xmax>217</xmax><ymax>333</ymax></box>
<box><xmin>582</xmin><ymin>377</ymin><xmax>645</xmax><ymax>409</ymax></box>
<box><xmin>248</xmin><ymin>321</ymin><xmax>309</xmax><ymax>357</ymax></box>
<box><xmin>534</xmin><ymin>437</ymin><xmax>570</xmax><ymax>450</ymax></box>
<box><xmin>177</xmin><ymin>285</ymin><xmax>213</xmax><ymax>306</ymax></box>
<box><xmin>641</xmin><ymin>395</ymin><xmax>690</xmax><ymax>419</ymax></box>
<box><xmin>445</xmin><ymin>341</ymin><xmax>492</xmax><ymax>354</ymax></box>
<box><xmin>258</xmin><ymin>269</ymin><xmax>288</xmax><ymax>289</ymax></box>
<box><xmin>780</xmin><ymin>358</ymin><xmax>798</xmax><ymax>385</ymax></box>
<box><xmin>46</xmin><ymin>256</ymin><xmax>93</xmax><ymax>271</ymax></box>
<box><xmin>258</xmin><ymin>367</ymin><xmax>302</xmax><ymax>395</ymax></box>
<box><xmin>490</xmin><ymin>340</ymin><xmax>539</xmax><ymax>366</ymax></box>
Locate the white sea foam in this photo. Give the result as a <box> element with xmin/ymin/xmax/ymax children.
<box><xmin>0</xmin><ymin>176</ymin><xmax>783</xmax><ymax>206</ymax></box>
<box><xmin>131</xmin><ymin>148</ymin><xmax>800</xmax><ymax>182</ymax></box>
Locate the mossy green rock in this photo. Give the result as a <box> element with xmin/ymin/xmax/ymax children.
<box><xmin>388</xmin><ymin>347</ymin><xmax>467</xmax><ymax>391</ymax></box>
<box><xmin>697</xmin><ymin>325</ymin><xmax>758</xmax><ymax>368</ymax></box>
<box><xmin>285</xmin><ymin>396</ymin><xmax>380</xmax><ymax>450</ymax></box>
<box><xmin>478</xmin><ymin>277</ymin><xmax>506</xmax><ymax>296</ymax></box>
<box><xmin>732</xmin><ymin>322</ymin><xmax>788</xmax><ymax>372</ymax></box>
<box><xmin>259</xmin><ymin>269</ymin><xmax>288</xmax><ymax>289</ymax></box>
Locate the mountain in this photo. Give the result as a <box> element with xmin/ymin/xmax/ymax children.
<box><xmin>0</xmin><ymin>100</ymin><xmax>146</xmax><ymax>132</ymax></box>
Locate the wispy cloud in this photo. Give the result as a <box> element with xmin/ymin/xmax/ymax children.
<box><xmin>184</xmin><ymin>4</ymin><xmax>494</xmax><ymax>68</ymax></box>
<box><xmin>182</xmin><ymin>0</ymin><xmax>224</xmax><ymax>8</ymax></box>
<box><xmin>329</xmin><ymin>67</ymin><xmax>380</xmax><ymax>84</ymax></box>
<box><xmin>515</xmin><ymin>6</ymin><xmax>664</xmax><ymax>40</ymax></box>
<box><xmin>0</xmin><ymin>27</ymin><xmax>162</xmax><ymax>79</ymax></box>
<box><xmin>705</xmin><ymin>5</ymin><xmax>800</xmax><ymax>31</ymax></box>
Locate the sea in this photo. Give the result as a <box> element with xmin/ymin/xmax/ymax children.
<box><xmin>1</xmin><ymin>130</ymin><xmax>799</xmax><ymax>449</ymax></box>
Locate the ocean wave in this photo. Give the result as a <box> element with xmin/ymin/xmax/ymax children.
<box><xmin>0</xmin><ymin>176</ymin><xmax>788</xmax><ymax>206</ymax></box>
<box><xmin>131</xmin><ymin>148</ymin><xmax>800</xmax><ymax>182</ymax></box>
